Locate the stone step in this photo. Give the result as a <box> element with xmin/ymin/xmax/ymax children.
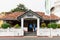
<box><xmin>24</xmin><ymin>32</ymin><xmax>36</xmax><ymax>36</ymax></box>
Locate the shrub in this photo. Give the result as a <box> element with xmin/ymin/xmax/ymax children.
<box><xmin>57</xmin><ymin>24</ymin><xmax>60</xmax><ymax>28</ymax></box>
<box><xmin>48</xmin><ymin>23</ymin><xmax>57</xmax><ymax>29</ymax></box>
<box><xmin>41</xmin><ymin>23</ymin><xmax>46</xmax><ymax>28</ymax></box>
<box><xmin>1</xmin><ymin>23</ymin><xmax>11</xmax><ymax>29</ymax></box>
<box><xmin>14</xmin><ymin>24</ymin><xmax>20</xmax><ymax>28</ymax></box>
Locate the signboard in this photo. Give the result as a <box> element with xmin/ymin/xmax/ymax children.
<box><xmin>27</xmin><ymin>13</ymin><xmax>33</xmax><ymax>17</ymax></box>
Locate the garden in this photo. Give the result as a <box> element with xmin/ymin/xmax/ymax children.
<box><xmin>0</xmin><ymin>23</ymin><xmax>23</xmax><ymax>36</ymax></box>
<box><xmin>39</xmin><ymin>22</ymin><xmax>60</xmax><ymax>37</ymax></box>
<box><xmin>41</xmin><ymin>22</ymin><xmax>60</xmax><ymax>29</ymax></box>
<box><xmin>0</xmin><ymin>23</ymin><xmax>21</xmax><ymax>29</ymax></box>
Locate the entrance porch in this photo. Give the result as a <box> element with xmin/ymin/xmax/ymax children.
<box><xmin>24</xmin><ymin>18</ymin><xmax>37</xmax><ymax>32</ymax></box>
<box><xmin>23</xmin><ymin>18</ymin><xmax>37</xmax><ymax>36</ymax></box>
<box><xmin>21</xmin><ymin>18</ymin><xmax>40</xmax><ymax>36</ymax></box>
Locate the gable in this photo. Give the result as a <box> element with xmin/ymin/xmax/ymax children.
<box><xmin>17</xmin><ymin>10</ymin><xmax>42</xmax><ymax>20</ymax></box>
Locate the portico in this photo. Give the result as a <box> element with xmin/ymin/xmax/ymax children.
<box><xmin>17</xmin><ymin>10</ymin><xmax>40</xmax><ymax>36</ymax></box>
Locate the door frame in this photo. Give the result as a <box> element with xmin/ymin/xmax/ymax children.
<box><xmin>21</xmin><ymin>18</ymin><xmax>40</xmax><ymax>36</ymax></box>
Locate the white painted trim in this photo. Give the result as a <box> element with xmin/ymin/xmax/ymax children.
<box><xmin>21</xmin><ymin>18</ymin><xmax>24</xmax><ymax>36</ymax></box>
<box><xmin>37</xmin><ymin>18</ymin><xmax>40</xmax><ymax>36</ymax></box>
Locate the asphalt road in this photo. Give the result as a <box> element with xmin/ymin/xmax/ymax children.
<box><xmin>0</xmin><ymin>36</ymin><xmax>60</xmax><ymax>40</ymax></box>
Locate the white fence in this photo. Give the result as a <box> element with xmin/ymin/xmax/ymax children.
<box><xmin>0</xmin><ymin>28</ymin><xmax>23</xmax><ymax>36</ymax></box>
<box><xmin>0</xmin><ymin>28</ymin><xmax>60</xmax><ymax>37</ymax></box>
<box><xmin>39</xmin><ymin>28</ymin><xmax>60</xmax><ymax>37</ymax></box>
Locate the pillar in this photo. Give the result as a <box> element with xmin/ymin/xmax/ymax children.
<box><xmin>21</xmin><ymin>18</ymin><xmax>24</xmax><ymax>36</ymax></box>
<box><xmin>37</xmin><ymin>18</ymin><xmax>40</xmax><ymax>36</ymax></box>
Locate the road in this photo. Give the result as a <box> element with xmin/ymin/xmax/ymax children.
<box><xmin>0</xmin><ymin>36</ymin><xmax>60</xmax><ymax>40</ymax></box>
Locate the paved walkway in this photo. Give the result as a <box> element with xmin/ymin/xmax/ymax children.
<box><xmin>0</xmin><ymin>36</ymin><xmax>60</xmax><ymax>40</ymax></box>
<box><xmin>24</xmin><ymin>32</ymin><xmax>36</xmax><ymax>36</ymax></box>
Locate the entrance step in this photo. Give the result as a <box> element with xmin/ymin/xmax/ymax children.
<box><xmin>24</xmin><ymin>32</ymin><xmax>36</xmax><ymax>36</ymax></box>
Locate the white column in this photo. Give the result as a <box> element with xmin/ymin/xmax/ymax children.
<box><xmin>21</xmin><ymin>18</ymin><xmax>24</xmax><ymax>36</ymax></box>
<box><xmin>37</xmin><ymin>18</ymin><xmax>40</xmax><ymax>36</ymax></box>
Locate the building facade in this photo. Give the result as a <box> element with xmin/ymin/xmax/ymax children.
<box><xmin>0</xmin><ymin>10</ymin><xmax>59</xmax><ymax>36</ymax></box>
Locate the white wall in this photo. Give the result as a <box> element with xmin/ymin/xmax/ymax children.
<box><xmin>24</xmin><ymin>27</ymin><xmax>28</xmax><ymax>32</ymax></box>
<box><xmin>56</xmin><ymin>21</ymin><xmax>60</xmax><ymax>24</ymax></box>
<box><xmin>53</xmin><ymin>6</ymin><xmax>60</xmax><ymax>17</ymax></box>
<box><xmin>39</xmin><ymin>28</ymin><xmax>51</xmax><ymax>37</ymax></box>
<box><xmin>51</xmin><ymin>0</ymin><xmax>60</xmax><ymax>17</ymax></box>
<box><xmin>39</xmin><ymin>28</ymin><xmax>60</xmax><ymax>37</ymax></box>
<box><xmin>0</xmin><ymin>28</ymin><xmax>23</xmax><ymax>36</ymax></box>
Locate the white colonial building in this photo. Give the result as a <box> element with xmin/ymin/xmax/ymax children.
<box><xmin>0</xmin><ymin>0</ymin><xmax>60</xmax><ymax>37</ymax></box>
<box><xmin>0</xmin><ymin>10</ymin><xmax>59</xmax><ymax>37</ymax></box>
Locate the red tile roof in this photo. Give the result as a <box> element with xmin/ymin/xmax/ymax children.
<box><xmin>37</xmin><ymin>12</ymin><xmax>60</xmax><ymax>20</ymax></box>
<box><xmin>0</xmin><ymin>12</ymin><xmax>60</xmax><ymax>20</ymax></box>
<box><xmin>4</xmin><ymin>12</ymin><xmax>25</xmax><ymax>20</ymax></box>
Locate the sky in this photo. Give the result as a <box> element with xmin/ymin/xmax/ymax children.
<box><xmin>0</xmin><ymin>0</ymin><xmax>60</xmax><ymax>17</ymax></box>
<box><xmin>0</xmin><ymin>0</ymin><xmax>45</xmax><ymax>12</ymax></box>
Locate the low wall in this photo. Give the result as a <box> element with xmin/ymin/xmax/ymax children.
<box><xmin>39</xmin><ymin>28</ymin><xmax>51</xmax><ymax>37</ymax></box>
<box><xmin>51</xmin><ymin>29</ymin><xmax>60</xmax><ymax>36</ymax></box>
<box><xmin>0</xmin><ymin>28</ymin><xmax>23</xmax><ymax>36</ymax></box>
<box><xmin>24</xmin><ymin>27</ymin><xmax>28</xmax><ymax>32</ymax></box>
<box><xmin>0</xmin><ymin>28</ymin><xmax>60</xmax><ymax>37</ymax></box>
<box><xmin>39</xmin><ymin>28</ymin><xmax>60</xmax><ymax>37</ymax></box>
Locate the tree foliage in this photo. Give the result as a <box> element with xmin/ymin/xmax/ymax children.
<box><xmin>11</xmin><ymin>4</ymin><xmax>28</xmax><ymax>12</ymax></box>
<box><xmin>48</xmin><ymin>23</ymin><xmax>57</xmax><ymax>29</ymax></box>
<box><xmin>41</xmin><ymin>23</ymin><xmax>46</xmax><ymax>28</ymax></box>
<box><xmin>1</xmin><ymin>23</ymin><xmax>11</xmax><ymax>29</ymax></box>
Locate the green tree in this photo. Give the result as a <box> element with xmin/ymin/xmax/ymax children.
<box><xmin>11</xmin><ymin>4</ymin><xmax>28</xmax><ymax>12</ymax></box>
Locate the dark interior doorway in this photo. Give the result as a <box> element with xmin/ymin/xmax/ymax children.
<box><xmin>24</xmin><ymin>18</ymin><xmax>37</xmax><ymax>36</ymax></box>
<box><xmin>24</xmin><ymin>18</ymin><xmax>37</xmax><ymax>32</ymax></box>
